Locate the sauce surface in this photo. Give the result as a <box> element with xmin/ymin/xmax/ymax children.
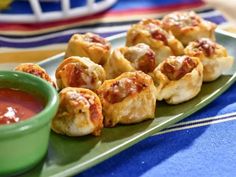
<box><xmin>0</xmin><ymin>88</ymin><xmax>44</xmax><ymax>125</ymax></box>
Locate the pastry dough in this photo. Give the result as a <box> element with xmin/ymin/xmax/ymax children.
<box><xmin>52</xmin><ymin>87</ymin><xmax>103</xmax><ymax>136</ymax></box>
<box><xmin>126</xmin><ymin>19</ymin><xmax>184</xmax><ymax>64</ymax></box>
<box><xmin>55</xmin><ymin>56</ymin><xmax>106</xmax><ymax>91</ymax></box>
<box><xmin>98</xmin><ymin>71</ymin><xmax>156</xmax><ymax>127</ymax></box>
<box><xmin>65</xmin><ymin>33</ymin><xmax>111</xmax><ymax>65</ymax></box>
<box><xmin>152</xmin><ymin>56</ymin><xmax>203</xmax><ymax>104</ymax></box>
<box><xmin>184</xmin><ymin>38</ymin><xmax>234</xmax><ymax>82</ymax></box>
<box><xmin>104</xmin><ymin>43</ymin><xmax>157</xmax><ymax>79</ymax></box>
<box><xmin>15</xmin><ymin>63</ymin><xmax>56</xmax><ymax>88</ymax></box>
<box><xmin>162</xmin><ymin>11</ymin><xmax>216</xmax><ymax>46</ymax></box>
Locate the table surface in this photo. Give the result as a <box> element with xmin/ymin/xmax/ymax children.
<box><xmin>1</xmin><ymin>1</ymin><xmax>236</xmax><ymax>177</ymax></box>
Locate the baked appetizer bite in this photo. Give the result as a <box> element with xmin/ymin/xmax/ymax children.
<box><xmin>162</xmin><ymin>11</ymin><xmax>216</xmax><ymax>46</ymax></box>
<box><xmin>184</xmin><ymin>38</ymin><xmax>234</xmax><ymax>82</ymax></box>
<box><xmin>126</xmin><ymin>18</ymin><xmax>184</xmax><ymax>64</ymax></box>
<box><xmin>98</xmin><ymin>71</ymin><xmax>156</xmax><ymax>127</ymax></box>
<box><xmin>65</xmin><ymin>33</ymin><xmax>111</xmax><ymax>65</ymax></box>
<box><xmin>55</xmin><ymin>56</ymin><xmax>106</xmax><ymax>91</ymax></box>
<box><xmin>104</xmin><ymin>43</ymin><xmax>157</xmax><ymax>79</ymax></box>
<box><xmin>152</xmin><ymin>55</ymin><xmax>203</xmax><ymax>104</ymax></box>
<box><xmin>52</xmin><ymin>87</ymin><xmax>103</xmax><ymax>136</ymax></box>
<box><xmin>15</xmin><ymin>63</ymin><xmax>56</xmax><ymax>88</ymax></box>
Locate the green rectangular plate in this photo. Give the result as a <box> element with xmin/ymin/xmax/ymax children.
<box><xmin>20</xmin><ymin>30</ymin><xmax>236</xmax><ymax>177</ymax></box>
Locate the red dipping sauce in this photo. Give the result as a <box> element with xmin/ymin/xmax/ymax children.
<box><xmin>0</xmin><ymin>88</ymin><xmax>44</xmax><ymax>125</ymax></box>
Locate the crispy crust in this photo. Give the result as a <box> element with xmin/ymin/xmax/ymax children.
<box><xmin>126</xmin><ymin>19</ymin><xmax>184</xmax><ymax>64</ymax></box>
<box><xmin>51</xmin><ymin>87</ymin><xmax>103</xmax><ymax>136</ymax></box>
<box><xmin>65</xmin><ymin>33</ymin><xmax>111</xmax><ymax>65</ymax></box>
<box><xmin>184</xmin><ymin>38</ymin><xmax>234</xmax><ymax>82</ymax></box>
<box><xmin>152</xmin><ymin>56</ymin><xmax>203</xmax><ymax>104</ymax></box>
<box><xmin>15</xmin><ymin>63</ymin><xmax>56</xmax><ymax>88</ymax></box>
<box><xmin>55</xmin><ymin>56</ymin><xmax>106</xmax><ymax>91</ymax></box>
<box><xmin>162</xmin><ymin>11</ymin><xmax>216</xmax><ymax>46</ymax></box>
<box><xmin>98</xmin><ymin>71</ymin><xmax>157</xmax><ymax>127</ymax></box>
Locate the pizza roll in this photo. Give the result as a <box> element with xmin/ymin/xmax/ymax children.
<box><xmin>65</xmin><ymin>33</ymin><xmax>111</xmax><ymax>65</ymax></box>
<box><xmin>126</xmin><ymin>19</ymin><xmax>184</xmax><ymax>64</ymax></box>
<box><xmin>52</xmin><ymin>87</ymin><xmax>103</xmax><ymax>136</ymax></box>
<box><xmin>162</xmin><ymin>11</ymin><xmax>216</xmax><ymax>46</ymax></box>
<box><xmin>104</xmin><ymin>43</ymin><xmax>157</xmax><ymax>79</ymax></box>
<box><xmin>98</xmin><ymin>71</ymin><xmax>156</xmax><ymax>127</ymax></box>
<box><xmin>55</xmin><ymin>56</ymin><xmax>106</xmax><ymax>91</ymax></box>
<box><xmin>184</xmin><ymin>38</ymin><xmax>234</xmax><ymax>82</ymax></box>
<box><xmin>15</xmin><ymin>63</ymin><xmax>56</xmax><ymax>88</ymax></box>
<box><xmin>152</xmin><ymin>56</ymin><xmax>203</xmax><ymax>104</ymax></box>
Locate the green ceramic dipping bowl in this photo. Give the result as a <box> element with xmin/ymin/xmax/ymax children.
<box><xmin>0</xmin><ymin>71</ymin><xmax>59</xmax><ymax>176</ymax></box>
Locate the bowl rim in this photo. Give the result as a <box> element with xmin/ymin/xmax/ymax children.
<box><xmin>0</xmin><ymin>70</ymin><xmax>59</xmax><ymax>137</ymax></box>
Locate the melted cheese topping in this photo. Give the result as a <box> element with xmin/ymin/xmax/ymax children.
<box><xmin>161</xmin><ymin>56</ymin><xmax>197</xmax><ymax>80</ymax></box>
<box><xmin>125</xmin><ymin>44</ymin><xmax>150</xmax><ymax>67</ymax></box>
<box><xmin>163</xmin><ymin>11</ymin><xmax>201</xmax><ymax>28</ymax></box>
<box><xmin>83</xmin><ymin>33</ymin><xmax>109</xmax><ymax>49</ymax></box>
<box><xmin>103</xmin><ymin>76</ymin><xmax>147</xmax><ymax>104</ymax></box>
<box><xmin>195</xmin><ymin>38</ymin><xmax>216</xmax><ymax>57</ymax></box>
<box><xmin>124</xmin><ymin>44</ymin><xmax>156</xmax><ymax>73</ymax></box>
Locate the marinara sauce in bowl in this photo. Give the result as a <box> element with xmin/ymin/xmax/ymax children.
<box><xmin>0</xmin><ymin>88</ymin><xmax>44</xmax><ymax>125</ymax></box>
<box><xmin>0</xmin><ymin>71</ymin><xmax>59</xmax><ymax>176</ymax></box>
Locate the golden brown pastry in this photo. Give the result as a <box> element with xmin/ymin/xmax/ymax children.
<box><xmin>162</xmin><ymin>11</ymin><xmax>216</xmax><ymax>46</ymax></box>
<box><xmin>98</xmin><ymin>71</ymin><xmax>156</xmax><ymax>127</ymax></box>
<box><xmin>126</xmin><ymin>18</ymin><xmax>184</xmax><ymax>64</ymax></box>
<box><xmin>52</xmin><ymin>87</ymin><xmax>103</xmax><ymax>136</ymax></box>
<box><xmin>65</xmin><ymin>33</ymin><xmax>111</xmax><ymax>65</ymax></box>
<box><xmin>184</xmin><ymin>38</ymin><xmax>234</xmax><ymax>82</ymax></box>
<box><xmin>104</xmin><ymin>43</ymin><xmax>157</xmax><ymax>79</ymax></box>
<box><xmin>55</xmin><ymin>56</ymin><xmax>106</xmax><ymax>91</ymax></box>
<box><xmin>15</xmin><ymin>63</ymin><xmax>56</xmax><ymax>88</ymax></box>
<box><xmin>152</xmin><ymin>55</ymin><xmax>203</xmax><ymax>104</ymax></box>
